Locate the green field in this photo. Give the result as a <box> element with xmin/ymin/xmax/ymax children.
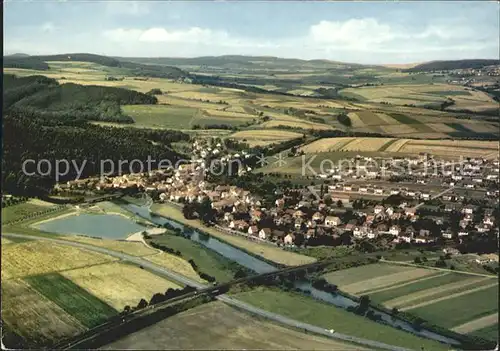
<box><xmin>122</xmin><ymin>105</ymin><xmax>200</xmax><ymax>129</ymax></box>
<box><xmin>368</xmin><ymin>273</ymin><xmax>473</xmax><ymax>303</ymax></box>
<box><xmin>148</xmin><ymin>232</ymin><xmax>238</xmax><ymax>283</ymax></box>
<box><xmin>233</xmin><ymin>287</ymin><xmax>449</xmax><ymax>350</ymax></box>
<box><xmin>395</xmin><ymin>279</ymin><xmax>496</xmax><ymax>310</ymax></box>
<box><xmin>388</xmin><ymin>113</ymin><xmax>435</xmax><ymax>132</ymax></box>
<box><xmin>25</xmin><ymin>273</ymin><xmax>117</xmax><ymax>328</ymax></box>
<box><xmin>2</xmin><ymin>201</ymin><xmax>55</xmax><ymax>223</ymax></box>
<box><xmin>409</xmin><ymin>284</ymin><xmax>499</xmax><ymax>329</ymax></box>
<box><xmin>322</xmin><ymin>263</ymin><xmax>413</xmax><ymax>286</ymax></box>
<box><xmin>469</xmin><ymin>324</ymin><xmax>499</xmax><ymax>342</ymax></box>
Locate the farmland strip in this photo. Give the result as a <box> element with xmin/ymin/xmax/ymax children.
<box><xmin>384</xmin><ymin>277</ymin><xmax>490</xmax><ymax>308</ymax></box>
<box><xmin>401</xmin><ymin>282</ymin><xmax>498</xmax><ymax>311</ymax></box>
<box><xmin>451</xmin><ymin>313</ymin><xmax>498</xmax><ymax>334</ymax></box>
<box><xmin>378</xmin><ymin>139</ymin><xmax>398</xmax><ymax>152</ymax></box>
<box><xmin>388</xmin><ymin>113</ymin><xmax>435</xmax><ymax>133</ymax></box>
<box><xmin>25</xmin><ymin>273</ymin><xmax>117</xmax><ymax>328</ymax></box>
<box><xmin>358</xmin><ymin>272</ymin><xmax>449</xmax><ymax>296</ymax></box>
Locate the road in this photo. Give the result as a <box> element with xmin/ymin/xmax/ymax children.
<box><xmin>3</xmin><ymin>232</ymin><xmax>413</xmax><ymax>351</ymax></box>
<box><xmin>413</xmin><ymin>186</ymin><xmax>455</xmax><ymax>210</ymax></box>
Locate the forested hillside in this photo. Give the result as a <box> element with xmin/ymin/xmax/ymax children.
<box><xmin>35</xmin><ymin>53</ymin><xmax>121</xmax><ymax>67</ymax></box>
<box><xmin>4</xmin><ymin>74</ymin><xmax>157</xmax><ymax>123</ymax></box>
<box><xmin>2</xmin><ymin>114</ymin><xmax>189</xmax><ymax>196</ymax></box>
<box><xmin>3</xmin><ymin>56</ymin><xmax>49</xmax><ymax>70</ymax></box>
<box><xmin>404</xmin><ymin>59</ymin><xmax>499</xmax><ymax>72</ymax></box>
<box><xmin>2</xmin><ymin>74</ymin><xmax>190</xmax><ymax>196</ymax></box>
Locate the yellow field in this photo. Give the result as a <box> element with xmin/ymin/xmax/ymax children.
<box><xmin>229</xmin><ymin>129</ymin><xmax>303</xmax><ymax>147</ymax></box>
<box><xmin>150</xmin><ymin>204</ymin><xmax>316</xmax><ymax>266</ymax></box>
<box><xmin>375</xmin><ymin>113</ymin><xmax>417</xmax><ymax>135</ymax></box>
<box><xmin>451</xmin><ymin>313</ymin><xmax>498</xmax><ymax>334</ymax></box>
<box><xmin>340</xmin><ymin>84</ymin><xmax>498</xmax><ymax>112</ymax></box>
<box><xmin>2</xmin><ymin>237</ymin><xmax>13</xmax><ymax>245</ymax></box>
<box><xmin>27</xmin><ymin>199</ymin><xmax>57</xmax><ymax>207</ymax></box>
<box><xmin>60</xmin><ymin>236</ymin><xmax>157</xmax><ymax>257</ymax></box>
<box><xmin>299</xmin><ymin>137</ymin><xmax>498</xmax><ymax>158</ymax></box>
<box><xmin>145</xmin><ymin>252</ymin><xmax>206</xmax><ymax>283</ymax></box>
<box><xmin>384</xmin><ymin>138</ymin><xmax>410</xmax><ymax>152</ymax></box>
<box><xmin>260</xmin><ymin>119</ymin><xmax>332</xmax><ymax>130</ymax></box>
<box><xmin>1</xmin><ymin>241</ymin><xmax>116</xmax><ymax>279</ymax></box>
<box><xmin>300</xmin><ymin>137</ymin><xmax>396</xmax><ymax>153</ymax></box>
<box><xmin>399</xmin><ymin>139</ymin><xmax>498</xmax><ymax>158</ymax></box>
<box><xmin>286</xmin><ymin>89</ymin><xmax>317</xmax><ymax>96</ymax></box>
<box><xmin>61</xmin><ymin>262</ymin><xmax>181</xmax><ymax>310</ymax></box>
<box><xmin>299</xmin><ymin>137</ymin><xmax>354</xmax><ymax>153</ymax></box>
<box><xmin>156</xmin><ymin>95</ymin><xmax>226</xmax><ymax>109</ymax></box>
<box><xmin>203</xmin><ymin>108</ymin><xmax>256</xmax><ymax>119</ymax></box>
<box><xmin>340</xmin><ymin>138</ymin><xmax>394</xmax><ymax>152</ymax></box>
<box><xmin>261</xmin><ymin>99</ymin><xmax>346</xmax><ymax>111</ymax></box>
<box><xmin>2</xmin><ymin>279</ymin><xmax>85</xmax><ymax>342</ymax></box>
<box><xmin>347</xmin><ymin>112</ymin><xmax>366</xmax><ymax>128</ymax></box>
<box><xmin>169</xmin><ymin>90</ymin><xmax>243</xmax><ymax>102</ymax></box>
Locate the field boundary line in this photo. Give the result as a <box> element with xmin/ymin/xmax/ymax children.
<box><xmin>384</xmin><ymin>276</ymin><xmax>491</xmax><ymax>309</ymax></box>
<box><xmin>451</xmin><ymin>313</ymin><xmax>499</xmax><ymax>334</ymax></box>
<box><xmin>380</xmin><ymin>259</ymin><xmax>498</xmax><ymax>278</ymax></box>
<box><xmin>401</xmin><ymin>282</ymin><xmax>499</xmax><ymax>312</ymax></box>
<box><xmin>19</xmin><ymin>278</ymin><xmax>89</xmax><ymax>332</ymax></box>
<box><xmin>357</xmin><ymin>272</ymin><xmax>449</xmax><ymax>296</ymax></box>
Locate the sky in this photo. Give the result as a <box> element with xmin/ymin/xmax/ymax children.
<box><xmin>4</xmin><ymin>1</ymin><xmax>500</xmax><ymax>64</ymax></box>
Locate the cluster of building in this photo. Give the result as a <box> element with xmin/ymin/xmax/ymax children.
<box><xmin>57</xmin><ymin>140</ymin><xmax>499</xmax><ymax>251</ymax></box>
<box><xmin>315</xmin><ymin>155</ymin><xmax>499</xmax><ymax>194</ymax></box>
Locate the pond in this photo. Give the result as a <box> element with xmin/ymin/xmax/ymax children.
<box><xmin>120</xmin><ymin>202</ymin><xmax>461</xmax><ymax>346</ymax></box>
<box><xmin>33</xmin><ymin>213</ymin><xmax>146</xmax><ymax>239</ymax></box>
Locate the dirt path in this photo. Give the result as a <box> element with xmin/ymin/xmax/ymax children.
<box><xmin>385</xmin><ymin>276</ymin><xmax>492</xmax><ymax>309</ymax></box>
<box><xmin>401</xmin><ymin>282</ymin><xmax>499</xmax><ymax>311</ymax></box>
<box><xmin>451</xmin><ymin>313</ymin><xmax>499</xmax><ymax>334</ymax></box>
<box><xmin>125</xmin><ymin>231</ymin><xmax>161</xmax><ymax>253</ymax></box>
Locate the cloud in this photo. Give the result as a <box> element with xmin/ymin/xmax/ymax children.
<box><xmin>105</xmin><ymin>1</ymin><xmax>150</xmax><ymax>16</ymax></box>
<box><xmin>104</xmin><ymin>27</ymin><xmax>229</xmax><ymax>44</ymax></box>
<box><xmin>7</xmin><ymin>16</ymin><xmax>498</xmax><ymax>64</ymax></box>
<box><xmin>41</xmin><ymin>22</ymin><xmax>57</xmax><ymax>33</ymax></box>
<box><xmin>309</xmin><ymin>19</ymin><xmax>395</xmax><ymax>46</ymax></box>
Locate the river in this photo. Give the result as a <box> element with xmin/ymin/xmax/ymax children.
<box><xmin>120</xmin><ymin>203</ymin><xmax>460</xmax><ymax>346</ymax></box>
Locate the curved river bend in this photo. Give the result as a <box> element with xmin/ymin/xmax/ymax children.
<box><xmin>122</xmin><ymin>203</ymin><xmax>460</xmax><ymax>346</ymax></box>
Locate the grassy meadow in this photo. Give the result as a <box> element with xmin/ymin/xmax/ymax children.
<box><xmin>233</xmin><ymin>287</ymin><xmax>450</xmax><ymax>351</ymax></box>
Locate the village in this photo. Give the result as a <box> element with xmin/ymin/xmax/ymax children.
<box><xmin>56</xmin><ymin>137</ymin><xmax>499</xmax><ymax>260</ymax></box>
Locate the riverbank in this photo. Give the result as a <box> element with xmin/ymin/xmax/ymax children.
<box><xmin>150</xmin><ymin>203</ymin><xmax>316</xmax><ymax>267</ymax></box>
<box><xmin>233</xmin><ymin>287</ymin><xmax>451</xmax><ymax>351</ymax></box>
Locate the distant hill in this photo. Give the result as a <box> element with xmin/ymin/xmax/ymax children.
<box><xmin>7</xmin><ymin>53</ymin><xmax>31</xmax><ymax>58</ymax></box>
<box><xmin>35</xmin><ymin>53</ymin><xmax>122</xmax><ymax>67</ymax></box>
<box><xmin>115</xmin><ymin>55</ymin><xmax>370</xmax><ymax>70</ymax></box>
<box><xmin>4</xmin><ymin>56</ymin><xmax>49</xmax><ymax>70</ymax></box>
<box><xmin>404</xmin><ymin>59</ymin><xmax>499</xmax><ymax>72</ymax></box>
<box><xmin>3</xmin><ymin>53</ymin><xmax>188</xmax><ymax>79</ymax></box>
